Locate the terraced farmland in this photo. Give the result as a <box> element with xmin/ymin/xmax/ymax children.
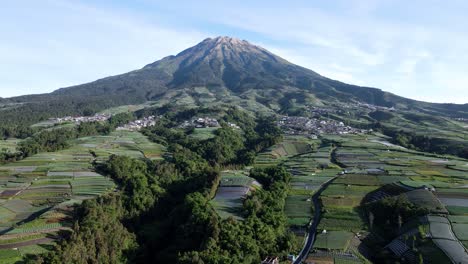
<box><xmin>0</xmin><ymin>130</ymin><xmax>165</xmax><ymax>261</ymax></box>
<box><xmin>312</xmin><ymin>133</ymin><xmax>468</xmax><ymax>263</ymax></box>
<box><xmin>254</xmin><ymin>135</ymin><xmax>317</xmax><ymax>167</ymax></box>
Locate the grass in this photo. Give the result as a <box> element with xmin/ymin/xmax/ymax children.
<box><xmin>189</xmin><ymin>127</ymin><xmax>218</xmax><ymax>140</ymax></box>
<box><xmin>0</xmin><ymin>249</ymin><xmax>21</xmax><ymax>264</ymax></box>
<box><xmin>314</xmin><ymin>230</ymin><xmax>354</xmax><ymax>251</ymax></box>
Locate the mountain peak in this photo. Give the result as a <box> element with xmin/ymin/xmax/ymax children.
<box><xmin>141</xmin><ymin>36</ymin><xmax>317</xmax><ymax>92</ymax></box>
<box><xmin>196</xmin><ymin>35</ymin><xmax>265</xmax><ymax>55</ymax></box>
<box><xmin>205</xmin><ymin>36</ymin><xmax>245</xmax><ymax>44</ymax></box>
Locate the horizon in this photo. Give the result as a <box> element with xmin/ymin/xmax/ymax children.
<box><xmin>1</xmin><ymin>1</ymin><xmax>468</xmax><ymax>104</ymax></box>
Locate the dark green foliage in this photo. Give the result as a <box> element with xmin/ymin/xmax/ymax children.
<box><xmin>25</xmin><ymin>195</ymin><xmax>137</xmax><ymax>264</ymax></box>
<box><xmin>109</xmin><ymin>112</ymin><xmax>136</xmax><ymax>128</ymax></box>
<box><xmin>102</xmin><ymin>156</ymin><xmax>163</xmax><ymax>217</ymax></box>
<box><xmin>201</xmin><ymin>126</ymin><xmax>245</xmax><ymax>165</ymax></box>
<box><xmin>366</xmin><ymin>196</ymin><xmax>428</xmax><ymax>238</ymax></box>
<box><xmin>178</xmin><ymin>166</ymin><xmax>294</xmax><ymax>264</ymax></box>
<box><xmin>0</xmin><ymin>125</ymin><xmax>35</xmax><ymax>139</ymax></box>
<box><xmin>249</xmin><ymin>166</ymin><xmax>291</xmax><ymax>188</ymax></box>
<box><xmin>386</xmin><ymin>129</ymin><xmax>468</xmax><ymax>158</ymax></box>
<box><xmin>369</xmin><ymin>110</ymin><xmax>395</xmax><ymax>121</ymax></box>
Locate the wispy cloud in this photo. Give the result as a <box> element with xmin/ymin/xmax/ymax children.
<box><xmin>1</xmin><ymin>0</ymin><xmax>467</xmax><ymax>103</ymax></box>
<box><xmin>0</xmin><ymin>0</ymin><xmax>205</xmax><ymax>97</ymax></box>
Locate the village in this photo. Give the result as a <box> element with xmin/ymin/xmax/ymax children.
<box><xmin>179</xmin><ymin>117</ymin><xmax>240</xmax><ymax>129</ymax></box>
<box><xmin>117</xmin><ymin>115</ymin><xmax>158</xmax><ymax>131</ymax></box>
<box><xmin>47</xmin><ymin>113</ymin><xmax>111</xmax><ymax>125</ymax></box>
<box><xmin>277</xmin><ymin>115</ymin><xmax>371</xmax><ymax>136</ymax></box>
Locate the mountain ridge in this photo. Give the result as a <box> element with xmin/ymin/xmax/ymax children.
<box><xmin>0</xmin><ymin>36</ymin><xmax>467</xmax><ymax>125</ymax></box>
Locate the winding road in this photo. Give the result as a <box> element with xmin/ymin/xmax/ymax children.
<box><xmin>293</xmin><ymin>176</ymin><xmax>338</xmax><ymax>264</ymax></box>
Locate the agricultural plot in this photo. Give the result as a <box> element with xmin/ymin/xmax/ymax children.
<box><xmin>318</xmin><ymin>214</ymin><xmax>365</xmax><ymax>232</ymax></box>
<box><xmin>447</xmin><ymin>206</ymin><xmax>468</xmax><ymax>215</ymax></box>
<box><xmin>334</xmin><ymin>174</ymin><xmax>380</xmax><ymax>186</ymax></box>
<box><xmin>425</xmin><ymin>215</ymin><xmax>468</xmax><ymax>263</ymax></box>
<box><xmin>0</xmin><ymin>139</ymin><xmax>21</xmax><ymax>153</ymax></box>
<box><xmin>448</xmin><ymin>215</ymin><xmax>468</xmax><ymax>223</ymax></box>
<box><xmin>254</xmin><ymin>135</ymin><xmax>317</xmax><ymax>167</ymax></box>
<box><xmin>211</xmin><ymin>170</ymin><xmax>259</xmax><ymax>220</ymax></box>
<box><xmin>314</xmin><ymin>231</ymin><xmax>354</xmax><ymax>251</ymax></box>
<box><xmin>317</xmin><ymin>133</ymin><xmax>468</xmax><ymax>262</ymax></box>
<box><xmin>452</xmin><ymin>224</ymin><xmax>468</xmax><ymax>240</ymax></box>
<box><xmin>285</xmin><ymin>195</ymin><xmax>313</xmax><ymax>226</ymax></box>
<box><xmin>0</xmin><ymin>130</ymin><xmax>163</xmax><ymax>259</ymax></box>
<box><xmin>75</xmin><ymin>131</ymin><xmax>166</xmax><ymax>161</ymax></box>
<box><xmin>282</xmin><ymin>145</ymin><xmax>338</xmax><ymax>227</ymax></box>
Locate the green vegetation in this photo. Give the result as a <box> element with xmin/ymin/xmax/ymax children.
<box><xmin>314</xmin><ymin>231</ymin><xmax>354</xmax><ymax>251</ymax></box>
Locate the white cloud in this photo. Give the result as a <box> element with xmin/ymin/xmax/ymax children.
<box><xmin>0</xmin><ymin>0</ymin><xmax>206</xmax><ymax>98</ymax></box>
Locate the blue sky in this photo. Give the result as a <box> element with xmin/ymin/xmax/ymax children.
<box><xmin>1</xmin><ymin>0</ymin><xmax>467</xmax><ymax>103</ymax></box>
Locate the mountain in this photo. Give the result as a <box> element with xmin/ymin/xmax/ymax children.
<box><xmin>1</xmin><ymin>36</ymin><xmax>467</xmax><ymax>125</ymax></box>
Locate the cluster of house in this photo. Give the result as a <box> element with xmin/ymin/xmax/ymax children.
<box><xmin>454</xmin><ymin>117</ymin><xmax>468</xmax><ymax>122</ymax></box>
<box><xmin>116</xmin><ymin>115</ymin><xmax>158</xmax><ymax>131</ymax></box>
<box><xmin>180</xmin><ymin>117</ymin><xmax>220</xmax><ymax>128</ymax></box>
<box><xmin>178</xmin><ymin>117</ymin><xmax>241</xmax><ymax>129</ymax></box>
<box><xmin>48</xmin><ymin>114</ymin><xmax>111</xmax><ymax>124</ymax></box>
<box><xmin>277</xmin><ymin>116</ymin><xmax>370</xmax><ymax>136</ymax></box>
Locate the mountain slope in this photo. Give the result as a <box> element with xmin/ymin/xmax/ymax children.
<box><xmin>1</xmin><ymin>36</ymin><xmax>467</xmax><ymax>125</ymax></box>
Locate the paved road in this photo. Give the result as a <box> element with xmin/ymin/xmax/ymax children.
<box><xmin>293</xmin><ymin>176</ymin><xmax>337</xmax><ymax>264</ymax></box>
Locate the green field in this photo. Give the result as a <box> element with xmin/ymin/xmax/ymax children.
<box><xmin>314</xmin><ymin>231</ymin><xmax>354</xmax><ymax>251</ymax></box>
